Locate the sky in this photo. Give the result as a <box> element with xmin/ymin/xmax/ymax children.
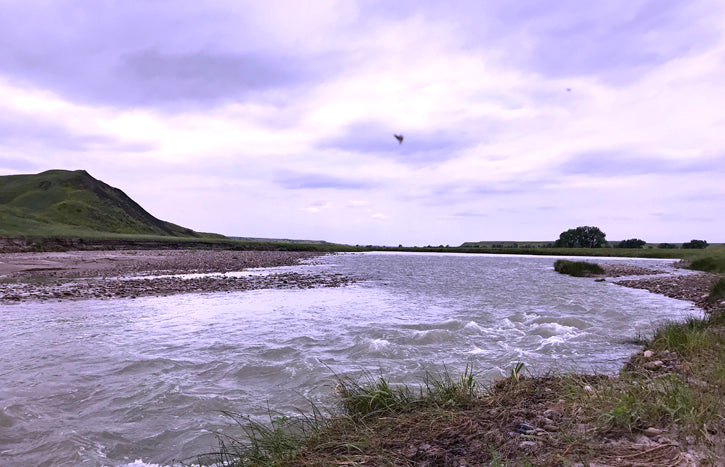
<box><xmin>1</xmin><ymin>1</ymin><xmax>724</xmax><ymax>246</ymax></box>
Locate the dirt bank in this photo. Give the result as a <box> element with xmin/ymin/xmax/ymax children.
<box><xmin>0</xmin><ymin>250</ymin><xmax>354</xmax><ymax>303</ymax></box>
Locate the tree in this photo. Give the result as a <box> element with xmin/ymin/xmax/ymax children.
<box><xmin>554</xmin><ymin>226</ymin><xmax>607</xmax><ymax>248</ymax></box>
<box><xmin>617</xmin><ymin>238</ymin><xmax>646</xmax><ymax>248</ymax></box>
<box><xmin>658</xmin><ymin>243</ymin><xmax>676</xmax><ymax>249</ymax></box>
<box><xmin>681</xmin><ymin>239</ymin><xmax>708</xmax><ymax>249</ymax></box>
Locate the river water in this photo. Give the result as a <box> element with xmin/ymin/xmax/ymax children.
<box><xmin>0</xmin><ymin>252</ymin><xmax>698</xmax><ymax>466</ymax></box>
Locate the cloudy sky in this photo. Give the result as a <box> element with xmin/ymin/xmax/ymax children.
<box><xmin>1</xmin><ymin>1</ymin><xmax>724</xmax><ymax>245</ymax></box>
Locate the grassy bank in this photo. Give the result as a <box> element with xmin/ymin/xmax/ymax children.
<box><xmin>199</xmin><ymin>252</ymin><xmax>725</xmax><ymax>466</ymax></box>
<box><xmin>0</xmin><ymin>235</ymin><xmax>363</xmax><ymax>253</ymax></box>
<box><xmin>4</xmin><ymin>234</ymin><xmax>723</xmax><ymax>260</ymax></box>
<box><xmin>205</xmin><ymin>315</ymin><xmax>724</xmax><ymax>466</ymax></box>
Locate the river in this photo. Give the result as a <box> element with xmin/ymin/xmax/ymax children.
<box><xmin>0</xmin><ymin>252</ymin><xmax>698</xmax><ymax>466</ymax></box>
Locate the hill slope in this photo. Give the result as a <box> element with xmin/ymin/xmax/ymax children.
<box><xmin>0</xmin><ymin>169</ymin><xmax>215</xmax><ymax>238</ymax></box>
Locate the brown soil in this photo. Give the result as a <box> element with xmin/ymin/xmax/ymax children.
<box><xmin>0</xmin><ymin>250</ymin><xmax>354</xmax><ymax>302</ymax></box>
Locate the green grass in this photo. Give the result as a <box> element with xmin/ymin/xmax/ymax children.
<box><xmin>553</xmin><ymin>259</ymin><xmax>605</xmax><ymax>276</ymax></box>
<box><xmin>689</xmin><ymin>248</ymin><xmax>725</xmax><ymax>273</ymax></box>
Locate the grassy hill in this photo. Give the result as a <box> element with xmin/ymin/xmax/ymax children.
<box><xmin>0</xmin><ymin>169</ymin><xmax>220</xmax><ymax>238</ymax></box>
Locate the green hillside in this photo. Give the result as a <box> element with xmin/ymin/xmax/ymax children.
<box><xmin>0</xmin><ymin>169</ymin><xmax>218</xmax><ymax>238</ymax></box>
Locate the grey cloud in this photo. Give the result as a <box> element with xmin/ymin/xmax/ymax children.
<box><xmin>322</xmin><ymin>121</ymin><xmax>475</xmax><ymax>164</ymax></box>
<box><xmin>560</xmin><ymin>152</ymin><xmax>725</xmax><ymax>176</ymax></box>
<box><xmin>274</xmin><ymin>171</ymin><xmax>379</xmax><ymax>190</ymax></box>
<box><xmin>451</xmin><ymin>211</ymin><xmax>489</xmax><ymax>218</ymax></box>
<box><xmin>417</xmin><ymin>0</ymin><xmax>720</xmax><ymax>81</ymax></box>
<box><xmin>115</xmin><ymin>49</ymin><xmax>305</xmax><ymax>105</ymax></box>
<box><xmin>0</xmin><ymin>157</ymin><xmax>38</xmax><ymax>172</ymax></box>
<box><xmin>0</xmin><ymin>112</ymin><xmax>154</xmax><ymax>153</ymax></box>
<box><xmin>0</xmin><ymin>2</ymin><xmax>329</xmax><ymax>110</ymax></box>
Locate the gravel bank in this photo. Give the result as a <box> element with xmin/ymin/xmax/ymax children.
<box><xmin>615</xmin><ymin>272</ymin><xmax>723</xmax><ymax>313</ymax></box>
<box><xmin>0</xmin><ymin>250</ymin><xmax>355</xmax><ymax>303</ymax></box>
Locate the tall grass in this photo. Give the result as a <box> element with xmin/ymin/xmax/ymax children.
<box><xmin>708</xmin><ymin>277</ymin><xmax>725</xmax><ymax>302</ymax></box>
<box><xmin>208</xmin><ymin>365</ymin><xmax>480</xmax><ymax>465</ymax></box>
<box><xmin>688</xmin><ymin>248</ymin><xmax>725</xmax><ymax>273</ymax></box>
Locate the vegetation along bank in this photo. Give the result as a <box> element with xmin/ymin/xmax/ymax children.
<box><xmin>201</xmin><ymin>248</ymin><xmax>725</xmax><ymax>466</ymax></box>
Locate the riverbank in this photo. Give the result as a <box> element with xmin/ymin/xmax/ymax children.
<box><xmin>207</xmin><ymin>260</ymin><xmax>725</xmax><ymax>466</ymax></box>
<box><xmin>0</xmin><ymin>250</ymin><xmax>354</xmax><ymax>302</ymax></box>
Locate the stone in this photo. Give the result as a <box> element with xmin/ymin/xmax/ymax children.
<box><xmin>516</xmin><ymin>423</ymin><xmax>535</xmax><ymax>434</ymax></box>
<box><xmin>644</xmin><ymin>360</ymin><xmax>664</xmax><ymax>370</ymax></box>
<box><xmin>643</xmin><ymin>350</ymin><xmax>654</xmax><ymax>358</ymax></box>
<box><xmin>643</xmin><ymin>427</ymin><xmax>663</xmax><ymax>437</ymax></box>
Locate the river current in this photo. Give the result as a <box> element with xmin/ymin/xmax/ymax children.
<box><xmin>0</xmin><ymin>252</ymin><xmax>698</xmax><ymax>466</ymax></box>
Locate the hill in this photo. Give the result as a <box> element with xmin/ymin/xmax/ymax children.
<box><xmin>0</xmin><ymin>169</ymin><xmax>219</xmax><ymax>238</ymax></box>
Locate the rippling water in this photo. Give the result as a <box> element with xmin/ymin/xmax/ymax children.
<box><xmin>0</xmin><ymin>252</ymin><xmax>699</xmax><ymax>466</ymax></box>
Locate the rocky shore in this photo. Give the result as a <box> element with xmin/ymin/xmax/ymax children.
<box><xmin>0</xmin><ymin>250</ymin><xmax>355</xmax><ymax>303</ymax></box>
<box><xmin>599</xmin><ymin>263</ymin><xmax>724</xmax><ymax>313</ymax></box>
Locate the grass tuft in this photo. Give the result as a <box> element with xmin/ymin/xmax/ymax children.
<box><xmin>335</xmin><ymin>371</ymin><xmax>417</xmax><ymax>418</ymax></box>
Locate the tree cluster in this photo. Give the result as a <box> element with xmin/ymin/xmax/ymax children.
<box><xmin>681</xmin><ymin>239</ymin><xmax>709</xmax><ymax>249</ymax></box>
<box><xmin>617</xmin><ymin>238</ymin><xmax>646</xmax><ymax>248</ymax></box>
<box><xmin>553</xmin><ymin>227</ymin><xmax>709</xmax><ymax>250</ymax></box>
<box><xmin>554</xmin><ymin>226</ymin><xmax>607</xmax><ymax>248</ymax></box>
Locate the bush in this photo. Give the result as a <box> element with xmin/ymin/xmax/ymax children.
<box><xmin>657</xmin><ymin>243</ymin><xmax>676</xmax><ymax>249</ymax></box>
<box><xmin>682</xmin><ymin>239</ymin><xmax>709</xmax><ymax>249</ymax></box>
<box><xmin>617</xmin><ymin>238</ymin><xmax>646</xmax><ymax>248</ymax></box>
<box><xmin>554</xmin><ymin>259</ymin><xmax>604</xmax><ymax>277</ymax></box>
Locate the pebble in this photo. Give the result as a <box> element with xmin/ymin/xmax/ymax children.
<box><xmin>643</xmin><ymin>350</ymin><xmax>654</xmax><ymax>358</ymax></box>
<box><xmin>0</xmin><ymin>251</ymin><xmax>356</xmax><ymax>303</ymax></box>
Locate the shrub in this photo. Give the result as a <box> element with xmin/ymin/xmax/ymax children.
<box><xmin>657</xmin><ymin>243</ymin><xmax>676</xmax><ymax>249</ymax></box>
<box><xmin>554</xmin><ymin>259</ymin><xmax>604</xmax><ymax>277</ymax></box>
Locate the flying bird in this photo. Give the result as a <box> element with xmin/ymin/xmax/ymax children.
<box><xmin>394</xmin><ymin>134</ymin><xmax>404</xmax><ymax>144</ymax></box>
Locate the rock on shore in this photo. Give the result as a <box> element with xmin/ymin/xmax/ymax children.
<box><xmin>615</xmin><ymin>272</ymin><xmax>722</xmax><ymax>312</ymax></box>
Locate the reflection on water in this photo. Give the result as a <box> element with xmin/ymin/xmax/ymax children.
<box><xmin>0</xmin><ymin>253</ymin><xmax>698</xmax><ymax>466</ymax></box>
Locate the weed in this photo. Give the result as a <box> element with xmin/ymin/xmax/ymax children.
<box><xmin>509</xmin><ymin>362</ymin><xmax>525</xmax><ymax>381</ymax></box>
<box><xmin>423</xmin><ymin>363</ymin><xmax>479</xmax><ymax>407</ymax></box>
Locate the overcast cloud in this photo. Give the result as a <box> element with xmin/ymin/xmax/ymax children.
<box><xmin>1</xmin><ymin>0</ymin><xmax>723</xmax><ymax>245</ymax></box>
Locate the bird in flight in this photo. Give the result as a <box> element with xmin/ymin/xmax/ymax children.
<box><xmin>394</xmin><ymin>134</ymin><xmax>404</xmax><ymax>144</ymax></box>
